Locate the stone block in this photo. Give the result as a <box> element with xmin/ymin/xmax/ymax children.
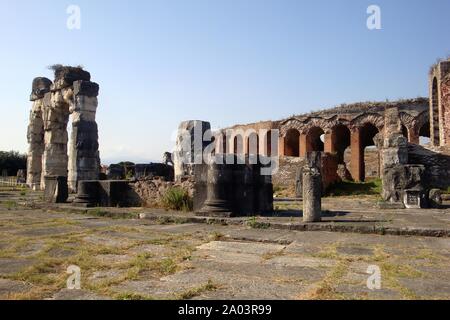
<box><xmin>174</xmin><ymin>120</ymin><xmax>211</xmax><ymax>181</ymax></box>
<box><xmin>30</xmin><ymin>77</ymin><xmax>52</xmax><ymax>101</ymax></box>
<box><xmin>403</xmin><ymin>189</ymin><xmax>426</xmax><ymax>209</ymax></box>
<box><xmin>382</xmin><ymin>164</ymin><xmax>425</xmax><ymax>203</ymax></box>
<box><xmin>428</xmin><ymin>189</ymin><xmax>443</xmax><ymax>208</ymax></box>
<box><xmin>74</xmin><ymin>180</ymin><xmax>138</xmax><ymax>207</ymax></box>
<box><xmin>43</xmin><ymin>176</ymin><xmax>68</xmax><ymax>203</ymax></box>
<box><xmin>73</xmin><ymin>80</ymin><xmax>99</xmax><ymax>97</ymax></box>
<box><xmin>51</xmin><ymin>66</ymin><xmax>91</xmax><ymax>90</ymax></box>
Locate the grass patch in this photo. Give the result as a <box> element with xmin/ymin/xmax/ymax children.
<box><xmin>261</xmin><ymin>250</ymin><xmax>285</xmax><ymax>261</ymax></box>
<box><xmin>162</xmin><ymin>187</ymin><xmax>193</xmax><ymax>212</ymax></box>
<box><xmin>326</xmin><ymin>179</ymin><xmax>382</xmax><ymax>197</ymax></box>
<box><xmin>174</xmin><ymin>280</ymin><xmax>219</xmax><ymax>300</ymax></box>
<box><xmin>115</xmin><ymin>292</ymin><xmax>155</xmax><ymax>300</ymax></box>
<box><xmin>246</xmin><ymin>217</ymin><xmax>270</xmax><ymax>229</ymax></box>
<box><xmin>3</xmin><ymin>200</ymin><xmax>18</xmax><ymax>210</ymax></box>
<box><xmin>299</xmin><ymin>261</ymin><xmax>349</xmax><ymax>300</ymax></box>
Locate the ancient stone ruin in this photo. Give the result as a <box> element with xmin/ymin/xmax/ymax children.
<box><xmin>27</xmin><ymin>66</ymin><xmax>100</xmax><ymax>197</ymax></box>
<box><xmin>26</xmin><ymin>58</ymin><xmax>450</xmax><ymax>213</ymax></box>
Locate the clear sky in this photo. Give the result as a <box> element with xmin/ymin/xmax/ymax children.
<box><xmin>0</xmin><ymin>0</ymin><xmax>449</xmax><ymax>164</ymax></box>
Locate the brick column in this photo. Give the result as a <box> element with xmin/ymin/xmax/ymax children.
<box><xmin>324</xmin><ymin>131</ymin><xmax>334</xmax><ymax>153</ymax></box>
<box><xmin>299</xmin><ymin>133</ymin><xmax>307</xmax><ymax>158</ymax></box>
<box><xmin>408</xmin><ymin>128</ymin><xmax>420</xmax><ymax>145</ymax></box>
<box><xmin>350</xmin><ymin>127</ymin><xmax>364</xmax><ymax>182</ymax></box>
<box><xmin>278</xmin><ymin>136</ymin><xmax>285</xmax><ymax>156</ymax></box>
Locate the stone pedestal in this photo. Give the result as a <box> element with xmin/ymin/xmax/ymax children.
<box><xmin>302</xmin><ymin>167</ymin><xmax>322</xmax><ymax>223</ymax></box>
<box><xmin>403</xmin><ymin>189</ymin><xmax>426</xmax><ymax>209</ymax></box>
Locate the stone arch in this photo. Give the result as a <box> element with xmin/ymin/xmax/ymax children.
<box><xmin>432</xmin><ymin>77</ymin><xmax>440</xmax><ymax>145</ymax></box>
<box><xmin>27</xmin><ymin>67</ymin><xmax>101</xmax><ymax>194</ymax></box>
<box><xmin>350</xmin><ymin>113</ymin><xmax>384</xmax><ymax>132</ymax></box>
<box><xmin>247</xmin><ymin>132</ymin><xmax>259</xmax><ymax>155</ymax></box>
<box><xmin>360</xmin><ymin>122</ymin><xmax>380</xmax><ymax>181</ymax></box>
<box><xmin>233</xmin><ymin>134</ymin><xmax>244</xmax><ymax>155</ymax></box>
<box><xmin>306</xmin><ymin>126</ymin><xmax>325</xmax><ymax>152</ymax></box>
<box><xmin>330</xmin><ymin>124</ymin><xmax>351</xmax><ymax>164</ymax></box>
<box><xmin>284</xmin><ymin>128</ymin><xmax>300</xmax><ymax>157</ymax></box>
<box><xmin>263</xmin><ymin>130</ymin><xmax>273</xmax><ymax>157</ymax></box>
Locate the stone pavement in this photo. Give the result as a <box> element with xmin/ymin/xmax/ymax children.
<box><xmin>0</xmin><ymin>188</ymin><xmax>449</xmax><ymax>300</ymax></box>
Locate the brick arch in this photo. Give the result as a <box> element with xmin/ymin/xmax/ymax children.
<box><xmin>349</xmin><ymin>113</ymin><xmax>384</xmax><ymax>132</ymax></box>
<box><xmin>409</xmin><ymin>111</ymin><xmax>430</xmax><ymax>144</ymax></box>
<box><xmin>305</xmin><ymin>126</ymin><xmax>325</xmax><ymax>152</ymax></box>
<box><xmin>329</xmin><ymin>123</ymin><xmax>351</xmax><ymax>163</ymax></box>
<box><xmin>283</xmin><ymin>128</ymin><xmax>300</xmax><ymax>157</ymax></box>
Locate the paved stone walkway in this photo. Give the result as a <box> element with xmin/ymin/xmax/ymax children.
<box><xmin>0</xmin><ymin>188</ymin><xmax>449</xmax><ymax>300</ymax></box>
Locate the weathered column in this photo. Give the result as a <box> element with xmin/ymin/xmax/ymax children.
<box><xmin>27</xmin><ymin>77</ymin><xmax>52</xmax><ymax>190</ymax></box>
<box><xmin>350</xmin><ymin>127</ymin><xmax>364</xmax><ymax>182</ymax></box>
<box><xmin>302</xmin><ymin>166</ymin><xmax>322</xmax><ymax>223</ymax></box>
<box><xmin>197</xmin><ymin>156</ymin><xmax>233</xmax><ymax>217</ymax></box>
<box><xmin>41</xmin><ymin>90</ymin><xmax>71</xmax><ymax>189</ymax></box>
<box><xmin>174</xmin><ymin>120</ymin><xmax>211</xmax><ymax>181</ymax></box>
<box><xmin>68</xmin><ymin>80</ymin><xmax>100</xmax><ymax>192</ymax></box>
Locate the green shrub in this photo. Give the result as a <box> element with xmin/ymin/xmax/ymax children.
<box><xmin>162</xmin><ymin>187</ymin><xmax>193</xmax><ymax>212</ymax></box>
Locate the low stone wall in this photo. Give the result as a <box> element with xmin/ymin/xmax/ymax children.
<box><xmin>408</xmin><ymin>144</ymin><xmax>450</xmax><ymax>190</ymax></box>
<box><xmin>131</xmin><ymin>177</ymin><xmax>194</xmax><ymax>208</ymax></box>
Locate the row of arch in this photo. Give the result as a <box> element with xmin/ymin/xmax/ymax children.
<box><xmin>215</xmin><ymin>111</ymin><xmax>431</xmax><ymax>182</ymax></box>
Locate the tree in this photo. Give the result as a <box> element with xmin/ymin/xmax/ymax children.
<box><xmin>0</xmin><ymin>151</ymin><xmax>27</xmax><ymax>176</ymax></box>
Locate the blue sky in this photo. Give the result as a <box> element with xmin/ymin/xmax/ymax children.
<box><xmin>0</xmin><ymin>0</ymin><xmax>449</xmax><ymax>163</ymax></box>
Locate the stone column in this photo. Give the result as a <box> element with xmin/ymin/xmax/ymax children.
<box><xmin>41</xmin><ymin>90</ymin><xmax>71</xmax><ymax>189</ymax></box>
<box><xmin>197</xmin><ymin>156</ymin><xmax>233</xmax><ymax>217</ymax></box>
<box><xmin>68</xmin><ymin>80</ymin><xmax>100</xmax><ymax>193</ymax></box>
<box><xmin>302</xmin><ymin>166</ymin><xmax>322</xmax><ymax>222</ymax></box>
<box><xmin>174</xmin><ymin>120</ymin><xmax>211</xmax><ymax>181</ymax></box>
<box><xmin>350</xmin><ymin>127</ymin><xmax>364</xmax><ymax>182</ymax></box>
<box><xmin>27</xmin><ymin>77</ymin><xmax>52</xmax><ymax>190</ymax></box>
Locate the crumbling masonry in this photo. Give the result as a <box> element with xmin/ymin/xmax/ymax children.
<box><xmin>27</xmin><ymin>66</ymin><xmax>100</xmax><ymax>193</ymax></box>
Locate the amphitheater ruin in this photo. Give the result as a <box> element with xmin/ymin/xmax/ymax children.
<box><xmin>25</xmin><ymin>58</ymin><xmax>450</xmax><ymax>214</ymax></box>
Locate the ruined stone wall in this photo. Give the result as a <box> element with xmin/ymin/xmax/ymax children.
<box><xmin>407</xmin><ymin>144</ymin><xmax>450</xmax><ymax>190</ymax></box>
